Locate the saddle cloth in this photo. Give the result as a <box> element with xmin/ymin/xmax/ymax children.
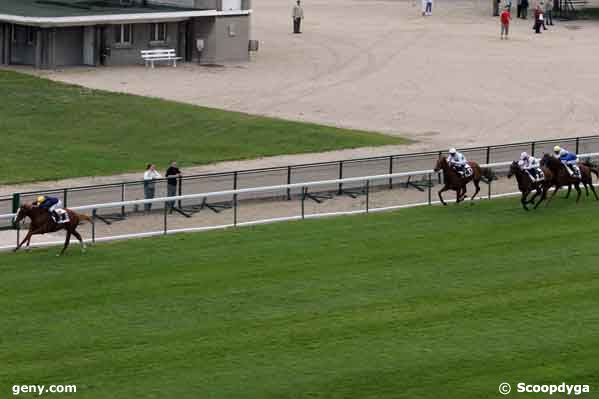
<box><xmin>53</xmin><ymin>209</ymin><xmax>70</xmax><ymax>224</ymax></box>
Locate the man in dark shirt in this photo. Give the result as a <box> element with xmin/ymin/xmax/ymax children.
<box><xmin>165</xmin><ymin>160</ymin><xmax>182</xmax><ymax>212</ymax></box>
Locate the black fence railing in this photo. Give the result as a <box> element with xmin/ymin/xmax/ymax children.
<box><xmin>1</xmin><ymin>135</ymin><xmax>598</xmax><ymax>228</ymax></box>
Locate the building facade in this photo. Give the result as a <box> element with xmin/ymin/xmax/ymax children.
<box><xmin>0</xmin><ymin>0</ymin><xmax>252</xmax><ymax>68</ymax></box>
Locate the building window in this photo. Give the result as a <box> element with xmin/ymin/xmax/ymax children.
<box><xmin>151</xmin><ymin>23</ymin><xmax>167</xmax><ymax>42</ymax></box>
<box><xmin>114</xmin><ymin>24</ymin><xmax>132</xmax><ymax>45</ymax></box>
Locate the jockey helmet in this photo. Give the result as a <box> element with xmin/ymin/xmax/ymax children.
<box><xmin>520</xmin><ymin>152</ymin><xmax>529</xmax><ymax>160</ymax></box>
<box><xmin>36</xmin><ymin>196</ymin><xmax>46</xmax><ymax>204</ymax></box>
<box><xmin>553</xmin><ymin>145</ymin><xmax>561</xmax><ymax>154</ymax></box>
<box><xmin>449</xmin><ymin>148</ymin><xmax>457</xmax><ymax>155</ymax></box>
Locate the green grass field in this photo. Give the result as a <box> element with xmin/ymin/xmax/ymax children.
<box><xmin>0</xmin><ymin>71</ymin><xmax>406</xmax><ymax>185</ymax></box>
<box><xmin>1</xmin><ymin>198</ymin><xmax>598</xmax><ymax>399</ymax></box>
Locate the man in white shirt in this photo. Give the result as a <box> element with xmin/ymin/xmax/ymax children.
<box><xmin>292</xmin><ymin>0</ymin><xmax>304</xmax><ymax>33</ymax></box>
<box><xmin>143</xmin><ymin>163</ymin><xmax>162</xmax><ymax>212</ymax></box>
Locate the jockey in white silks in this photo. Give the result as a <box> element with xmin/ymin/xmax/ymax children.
<box><xmin>447</xmin><ymin>148</ymin><xmax>472</xmax><ymax>177</ymax></box>
<box><xmin>518</xmin><ymin>152</ymin><xmax>544</xmax><ymax>182</ymax></box>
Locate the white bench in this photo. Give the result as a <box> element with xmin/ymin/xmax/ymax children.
<box><xmin>141</xmin><ymin>49</ymin><xmax>182</xmax><ymax>68</ymax></box>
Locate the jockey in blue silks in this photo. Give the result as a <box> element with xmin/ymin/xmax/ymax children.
<box><xmin>35</xmin><ymin>196</ymin><xmax>65</xmax><ymax>223</ymax></box>
<box><xmin>553</xmin><ymin>146</ymin><xmax>580</xmax><ymax>177</ymax></box>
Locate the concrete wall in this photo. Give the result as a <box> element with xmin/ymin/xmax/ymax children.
<box><xmin>191</xmin><ymin>15</ymin><xmax>249</xmax><ymax>64</ymax></box>
<box><xmin>103</xmin><ymin>22</ymin><xmax>180</xmax><ymax>66</ymax></box>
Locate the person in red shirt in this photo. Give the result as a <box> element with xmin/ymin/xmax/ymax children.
<box><xmin>500</xmin><ymin>6</ymin><xmax>511</xmax><ymax>40</ymax></box>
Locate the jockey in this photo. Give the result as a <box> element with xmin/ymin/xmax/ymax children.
<box><xmin>518</xmin><ymin>152</ymin><xmax>543</xmax><ymax>182</ymax></box>
<box><xmin>447</xmin><ymin>148</ymin><xmax>471</xmax><ymax>176</ymax></box>
<box><xmin>35</xmin><ymin>195</ymin><xmax>65</xmax><ymax>223</ymax></box>
<box><xmin>553</xmin><ymin>146</ymin><xmax>580</xmax><ymax>177</ymax></box>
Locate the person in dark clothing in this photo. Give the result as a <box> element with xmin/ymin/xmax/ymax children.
<box><xmin>165</xmin><ymin>160</ymin><xmax>182</xmax><ymax>212</ymax></box>
<box><xmin>533</xmin><ymin>5</ymin><xmax>543</xmax><ymax>33</ymax></box>
<box><xmin>521</xmin><ymin>0</ymin><xmax>529</xmax><ymax>18</ymax></box>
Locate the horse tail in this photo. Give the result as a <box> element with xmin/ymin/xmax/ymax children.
<box><xmin>481</xmin><ymin>167</ymin><xmax>496</xmax><ymax>182</ymax></box>
<box><xmin>77</xmin><ymin>213</ymin><xmax>93</xmax><ymax>223</ymax></box>
<box><xmin>590</xmin><ymin>167</ymin><xmax>599</xmax><ymax>179</ymax></box>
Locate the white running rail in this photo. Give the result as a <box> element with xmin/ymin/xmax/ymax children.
<box><xmin>2</xmin><ymin>154</ymin><xmax>598</xmax><ymax>251</ymax></box>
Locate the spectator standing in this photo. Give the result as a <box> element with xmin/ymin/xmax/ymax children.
<box><xmin>143</xmin><ymin>164</ymin><xmax>161</xmax><ymax>213</ymax></box>
<box><xmin>506</xmin><ymin>0</ymin><xmax>513</xmax><ymax>13</ymax></box>
<box><xmin>544</xmin><ymin>0</ymin><xmax>554</xmax><ymax>25</ymax></box>
<box><xmin>500</xmin><ymin>6</ymin><xmax>511</xmax><ymax>39</ymax></box>
<box><xmin>425</xmin><ymin>0</ymin><xmax>433</xmax><ymax>15</ymax></box>
<box><xmin>521</xmin><ymin>0</ymin><xmax>529</xmax><ymax>18</ymax></box>
<box><xmin>517</xmin><ymin>0</ymin><xmax>522</xmax><ymax>18</ymax></box>
<box><xmin>165</xmin><ymin>160</ymin><xmax>182</xmax><ymax>213</ymax></box>
<box><xmin>292</xmin><ymin>0</ymin><xmax>304</xmax><ymax>34</ymax></box>
<box><xmin>533</xmin><ymin>4</ymin><xmax>544</xmax><ymax>33</ymax></box>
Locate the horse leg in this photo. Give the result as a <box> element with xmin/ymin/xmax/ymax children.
<box><xmin>14</xmin><ymin>230</ymin><xmax>33</xmax><ymax>252</ymax></box>
<box><xmin>438</xmin><ymin>186</ymin><xmax>450</xmax><ymax>206</ymax></box>
<box><xmin>59</xmin><ymin>231</ymin><xmax>72</xmax><ymax>256</ymax></box>
<box><xmin>590</xmin><ymin>183</ymin><xmax>599</xmax><ymax>200</ymax></box>
<box><xmin>565</xmin><ymin>184</ymin><xmax>572</xmax><ymax>199</ymax></box>
<box><xmin>546</xmin><ymin>184</ymin><xmax>560</xmax><ymax>206</ymax></box>
<box><xmin>521</xmin><ymin>192</ymin><xmax>529</xmax><ymax>211</ymax></box>
<box><xmin>575</xmin><ymin>183</ymin><xmax>582</xmax><ymax>203</ymax></box>
<box><xmin>72</xmin><ymin>230</ymin><xmax>86</xmax><ymax>252</ymax></box>
<box><xmin>470</xmin><ymin>180</ymin><xmax>481</xmax><ymax>202</ymax></box>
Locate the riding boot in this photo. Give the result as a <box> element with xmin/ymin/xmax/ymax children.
<box><xmin>52</xmin><ymin>211</ymin><xmax>59</xmax><ymax>223</ymax></box>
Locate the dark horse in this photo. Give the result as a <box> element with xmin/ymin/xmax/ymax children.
<box><xmin>434</xmin><ymin>157</ymin><xmax>494</xmax><ymax>205</ymax></box>
<box><xmin>540</xmin><ymin>154</ymin><xmax>599</xmax><ymax>204</ymax></box>
<box><xmin>507</xmin><ymin>161</ymin><xmax>553</xmax><ymax>210</ymax></box>
<box><xmin>13</xmin><ymin>204</ymin><xmax>92</xmax><ymax>255</ymax></box>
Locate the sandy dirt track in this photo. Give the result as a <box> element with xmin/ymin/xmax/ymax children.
<box><xmin>4</xmin><ymin>0</ymin><xmax>599</xmax><ymax>196</ymax></box>
<box><xmin>32</xmin><ymin>0</ymin><xmax>599</xmax><ymax>147</ymax></box>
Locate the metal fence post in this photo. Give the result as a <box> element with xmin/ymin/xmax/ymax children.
<box><xmin>163</xmin><ymin>202</ymin><xmax>168</xmax><ymax>235</ymax></box>
<box><xmin>12</xmin><ymin>193</ymin><xmax>20</xmax><ymax>228</ymax></box>
<box><xmin>531</xmin><ymin>141</ymin><xmax>536</xmax><ymax>157</ymax></box>
<box><xmin>486</xmin><ymin>146</ymin><xmax>491</xmax><ymax>164</ymax></box>
<box><xmin>233</xmin><ymin>193</ymin><xmax>238</xmax><ymax>227</ymax></box>
<box><xmin>388</xmin><ymin>156</ymin><xmax>393</xmax><ymax>189</ymax></box>
<box><xmin>121</xmin><ymin>183</ymin><xmax>126</xmax><ymax>217</ymax></box>
<box><xmin>16</xmin><ymin>222</ymin><xmax>20</xmax><ymax>248</ymax></box>
<box><xmin>63</xmin><ymin>188</ymin><xmax>68</xmax><ymax>208</ymax></box>
<box><xmin>301</xmin><ymin>187</ymin><xmax>306</xmax><ymax>219</ymax></box>
<box><xmin>286</xmin><ymin>166</ymin><xmax>292</xmax><ymax>200</ymax></box>
<box><xmin>428</xmin><ymin>173</ymin><xmax>432</xmax><ymax>205</ymax></box>
<box><xmin>365</xmin><ymin>180</ymin><xmax>370</xmax><ymax>213</ymax></box>
<box><xmin>233</xmin><ymin>171</ymin><xmax>238</xmax><ymax>191</ymax></box>
<box><xmin>488</xmin><ymin>177</ymin><xmax>492</xmax><ymax>200</ymax></box>
<box><xmin>338</xmin><ymin>161</ymin><xmax>344</xmax><ymax>195</ymax></box>
<box><xmin>177</xmin><ymin>176</ymin><xmax>183</xmax><ymax>209</ymax></box>
<box><xmin>92</xmin><ymin>209</ymin><xmax>96</xmax><ymax>244</ymax></box>
<box><xmin>576</xmin><ymin>137</ymin><xmax>580</xmax><ymax>154</ymax></box>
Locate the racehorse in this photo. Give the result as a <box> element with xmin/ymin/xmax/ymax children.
<box><xmin>13</xmin><ymin>203</ymin><xmax>92</xmax><ymax>256</ymax></box>
<box><xmin>433</xmin><ymin>156</ymin><xmax>494</xmax><ymax>205</ymax></box>
<box><xmin>540</xmin><ymin>154</ymin><xmax>599</xmax><ymax>204</ymax></box>
<box><xmin>507</xmin><ymin>161</ymin><xmax>553</xmax><ymax>210</ymax></box>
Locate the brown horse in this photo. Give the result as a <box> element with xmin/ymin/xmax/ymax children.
<box><xmin>433</xmin><ymin>157</ymin><xmax>493</xmax><ymax>205</ymax></box>
<box><xmin>507</xmin><ymin>161</ymin><xmax>553</xmax><ymax>210</ymax></box>
<box><xmin>540</xmin><ymin>154</ymin><xmax>599</xmax><ymax>204</ymax></box>
<box><xmin>13</xmin><ymin>204</ymin><xmax>92</xmax><ymax>255</ymax></box>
